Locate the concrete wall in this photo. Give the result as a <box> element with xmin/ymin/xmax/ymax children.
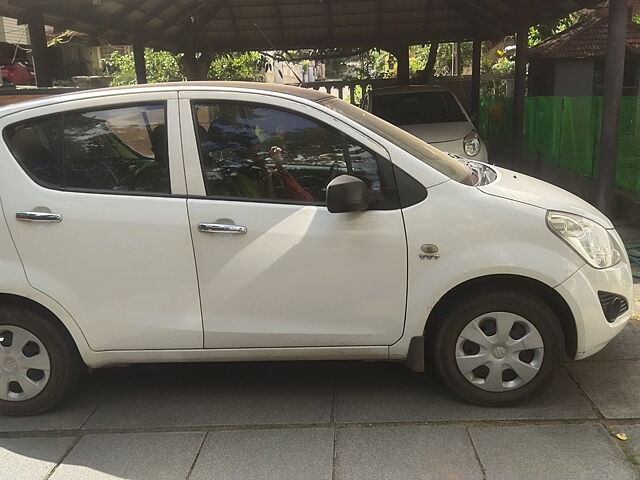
<box><xmin>554</xmin><ymin>59</ymin><xmax>595</xmax><ymax>96</ymax></box>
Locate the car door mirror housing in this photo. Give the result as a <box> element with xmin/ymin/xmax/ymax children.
<box><xmin>326</xmin><ymin>175</ymin><xmax>370</xmax><ymax>213</ymax></box>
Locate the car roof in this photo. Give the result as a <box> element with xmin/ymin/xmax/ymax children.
<box><xmin>0</xmin><ymin>81</ymin><xmax>334</xmax><ymax>118</ymax></box>
<box><xmin>370</xmin><ymin>85</ymin><xmax>452</xmax><ymax>96</ymax></box>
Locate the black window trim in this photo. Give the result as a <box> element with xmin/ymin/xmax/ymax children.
<box><xmin>3</xmin><ymin>101</ymin><xmax>171</xmax><ymax>198</ymax></box>
<box><xmin>189</xmin><ymin>99</ymin><xmax>403</xmax><ymax>210</ymax></box>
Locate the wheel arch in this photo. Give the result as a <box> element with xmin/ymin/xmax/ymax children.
<box><xmin>423</xmin><ymin>274</ymin><xmax>577</xmax><ymax>358</ymax></box>
<box><xmin>0</xmin><ymin>293</ymin><xmax>84</xmax><ymax>361</ymax></box>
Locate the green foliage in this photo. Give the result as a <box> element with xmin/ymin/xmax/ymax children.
<box><xmin>343</xmin><ymin>49</ymin><xmax>394</xmax><ymax>80</ymax></box>
<box><xmin>207</xmin><ymin>52</ymin><xmax>269</xmax><ymax>81</ymax></box>
<box><xmin>412</xmin><ymin>42</ymin><xmax>472</xmax><ymax>77</ymax></box>
<box><xmin>491</xmin><ymin>56</ymin><xmax>515</xmax><ymax>76</ymax></box>
<box><xmin>528</xmin><ymin>11</ymin><xmax>586</xmax><ymax>46</ymax></box>
<box><xmin>105</xmin><ymin>49</ymin><xmax>185</xmax><ymax>86</ymax></box>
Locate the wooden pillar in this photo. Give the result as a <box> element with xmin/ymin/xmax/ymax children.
<box><xmin>512</xmin><ymin>24</ymin><xmax>529</xmax><ymax>163</ymax></box>
<box><xmin>597</xmin><ymin>0</ymin><xmax>629</xmax><ymax>216</ymax></box>
<box><xmin>27</xmin><ymin>13</ymin><xmax>52</xmax><ymax>87</ymax></box>
<box><xmin>395</xmin><ymin>44</ymin><xmax>410</xmax><ymax>85</ymax></box>
<box><xmin>132</xmin><ymin>37</ymin><xmax>147</xmax><ymax>84</ymax></box>
<box><xmin>471</xmin><ymin>39</ymin><xmax>482</xmax><ymax>123</ymax></box>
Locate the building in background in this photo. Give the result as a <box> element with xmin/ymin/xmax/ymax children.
<box><xmin>529</xmin><ymin>5</ymin><xmax>640</xmax><ymax>96</ymax></box>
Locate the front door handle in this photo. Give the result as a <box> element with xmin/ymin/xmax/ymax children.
<box><xmin>198</xmin><ymin>223</ymin><xmax>247</xmax><ymax>234</ymax></box>
<box><xmin>16</xmin><ymin>211</ymin><xmax>63</xmax><ymax>223</ymax></box>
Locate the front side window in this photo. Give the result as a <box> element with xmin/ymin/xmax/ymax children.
<box><xmin>192</xmin><ymin>101</ymin><xmax>397</xmax><ymax>207</ymax></box>
<box><xmin>6</xmin><ymin>104</ymin><xmax>170</xmax><ymax>194</ymax></box>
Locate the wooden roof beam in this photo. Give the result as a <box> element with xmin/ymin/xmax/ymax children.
<box><xmin>114</xmin><ymin>0</ymin><xmax>145</xmax><ymax>20</ymax></box>
<box><xmin>11</xmin><ymin>3</ymin><xmax>176</xmax><ymax>45</ymax></box>
<box><xmin>178</xmin><ymin>0</ymin><xmax>229</xmax><ymax>40</ymax></box>
<box><xmin>136</xmin><ymin>0</ymin><xmax>182</xmax><ymax>29</ymax></box>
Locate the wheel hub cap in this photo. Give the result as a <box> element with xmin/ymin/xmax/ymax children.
<box><xmin>492</xmin><ymin>346</ymin><xmax>506</xmax><ymax>359</ymax></box>
<box><xmin>455</xmin><ymin>312</ymin><xmax>545</xmax><ymax>392</ymax></box>
<box><xmin>2</xmin><ymin>357</ymin><xmax>17</xmax><ymax>373</ymax></box>
<box><xmin>0</xmin><ymin>325</ymin><xmax>51</xmax><ymax>401</ymax></box>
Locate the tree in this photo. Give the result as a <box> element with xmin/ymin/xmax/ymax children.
<box><xmin>105</xmin><ymin>49</ymin><xmax>185</xmax><ymax>86</ymax></box>
<box><xmin>106</xmin><ymin>49</ymin><xmax>270</xmax><ymax>85</ymax></box>
<box><xmin>207</xmin><ymin>52</ymin><xmax>270</xmax><ymax>81</ymax></box>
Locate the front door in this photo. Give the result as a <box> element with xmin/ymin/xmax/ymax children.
<box><xmin>0</xmin><ymin>94</ymin><xmax>202</xmax><ymax>351</ymax></box>
<box><xmin>181</xmin><ymin>93</ymin><xmax>407</xmax><ymax>348</ymax></box>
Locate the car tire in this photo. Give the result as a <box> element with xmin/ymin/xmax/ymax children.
<box><xmin>429</xmin><ymin>290</ymin><xmax>564</xmax><ymax>407</ymax></box>
<box><xmin>0</xmin><ymin>306</ymin><xmax>83</xmax><ymax>416</ymax></box>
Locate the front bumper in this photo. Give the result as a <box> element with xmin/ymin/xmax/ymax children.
<box><xmin>555</xmin><ymin>257</ymin><xmax>633</xmax><ymax>360</ymax></box>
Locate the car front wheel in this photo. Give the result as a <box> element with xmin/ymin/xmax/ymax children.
<box><xmin>429</xmin><ymin>291</ymin><xmax>564</xmax><ymax>407</ymax></box>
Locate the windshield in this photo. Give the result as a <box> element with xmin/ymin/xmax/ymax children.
<box><xmin>372</xmin><ymin>91</ymin><xmax>467</xmax><ymax>125</ymax></box>
<box><xmin>318</xmin><ymin>97</ymin><xmax>475</xmax><ymax>185</ymax></box>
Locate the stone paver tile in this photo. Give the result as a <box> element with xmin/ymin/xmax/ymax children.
<box><xmin>611</xmin><ymin>424</ymin><xmax>640</xmax><ymax>464</ymax></box>
<box><xmin>51</xmin><ymin>432</ymin><xmax>204</xmax><ymax>480</ymax></box>
<box><xmin>585</xmin><ymin>323</ymin><xmax>640</xmax><ymax>361</ymax></box>
<box><xmin>567</xmin><ymin>360</ymin><xmax>640</xmax><ymax>418</ymax></box>
<box><xmin>470</xmin><ymin>424</ymin><xmax>637</xmax><ymax>480</ymax></box>
<box><xmin>335</xmin><ymin>425</ymin><xmax>482</xmax><ymax>480</ymax></box>
<box><xmin>0</xmin><ymin>436</ymin><xmax>77</xmax><ymax>480</ymax></box>
<box><xmin>83</xmin><ymin>362</ymin><xmax>333</xmax><ymax>429</ymax></box>
<box><xmin>0</xmin><ymin>380</ymin><xmax>99</xmax><ymax>432</ymax></box>
<box><xmin>334</xmin><ymin>363</ymin><xmax>595</xmax><ymax>423</ymax></box>
<box><xmin>189</xmin><ymin>427</ymin><xmax>333</xmax><ymax>480</ymax></box>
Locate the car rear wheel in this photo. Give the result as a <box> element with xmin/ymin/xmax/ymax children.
<box><xmin>0</xmin><ymin>307</ymin><xmax>82</xmax><ymax>416</ymax></box>
<box><xmin>429</xmin><ymin>290</ymin><xmax>564</xmax><ymax>406</ymax></box>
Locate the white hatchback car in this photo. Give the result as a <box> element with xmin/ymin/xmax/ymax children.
<box><xmin>361</xmin><ymin>85</ymin><xmax>488</xmax><ymax>161</ymax></box>
<box><xmin>0</xmin><ymin>82</ymin><xmax>631</xmax><ymax>415</ymax></box>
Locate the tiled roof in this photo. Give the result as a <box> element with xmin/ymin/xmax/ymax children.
<box><xmin>530</xmin><ymin>14</ymin><xmax>640</xmax><ymax>59</ymax></box>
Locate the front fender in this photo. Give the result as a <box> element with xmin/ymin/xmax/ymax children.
<box><xmin>390</xmin><ymin>181</ymin><xmax>584</xmax><ymax>359</ymax></box>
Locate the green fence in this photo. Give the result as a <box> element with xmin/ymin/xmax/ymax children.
<box><xmin>479</xmin><ymin>95</ymin><xmax>640</xmax><ymax>196</ymax></box>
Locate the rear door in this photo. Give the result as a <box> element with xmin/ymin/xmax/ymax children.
<box><xmin>0</xmin><ymin>92</ymin><xmax>203</xmax><ymax>351</ymax></box>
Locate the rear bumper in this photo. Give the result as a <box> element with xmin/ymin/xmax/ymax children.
<box><xmin>555</xmin><ymin>259</ymin><xmax>633</xmax><ymax>360</ymax></box>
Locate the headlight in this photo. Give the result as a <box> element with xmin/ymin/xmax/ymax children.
<box><xmin>463</xmin><ymin>131</ymin><xmax>481</xmax><ymax>157</ymax></box>
<box><xmin>546</xmin><ymin>211</ymin><xmax>621</xmax><ymax>269</ymax></box>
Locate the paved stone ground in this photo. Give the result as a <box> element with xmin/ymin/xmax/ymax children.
<box><xmin>0</xmin><ymin>231</ymin><xmax>639</xmax><ymax>480</ymax></box>
<box><xmin>0</xmin><ymin>321</ymin><xmax>639</xmax><ymax>480</ymax></box>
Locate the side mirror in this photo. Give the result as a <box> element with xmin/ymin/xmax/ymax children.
<box><xmin>326</xmin><ymin>175</ymin><xmax>370</xmax><ymax>213</ymax></box>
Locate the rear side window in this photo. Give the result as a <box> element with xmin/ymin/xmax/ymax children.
<box><xmin>5</xmin><ymin>104</ymin><xmax>170</xmax><ymax>194</ymax></box>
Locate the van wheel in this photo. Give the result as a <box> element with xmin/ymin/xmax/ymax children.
<box><xmin>0</xmin><ymin>306</ymin><xmax>82</xmax><ymax>416</ymax></box>
<box><xmin>429</xmin><ymin>291</ymin><xmax>564</xmax><ymax>407</ymax></box>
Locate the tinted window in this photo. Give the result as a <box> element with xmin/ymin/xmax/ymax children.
<box><xmin>372</xmin><ymin>91</ymin><xmax>467</xmax><ymax>125</ymax></box>
<box><xmin>319</xmin><ymin>97</ymin><xmax>475</xmax><ymax>186</ymax></box>
<box><xmin>193</xmin><ymin>102</ymin><xmax>396</xmax><ymax>207</ymax></box>
<box><xmin>6</xmin><ymin>104</ymin><xmax>170</xmax><ymax>194</ymax></box>
<box><xmin>6</xmin><ymin>116</ymin><xmax>61</xmax><ymax>186</ymax></box>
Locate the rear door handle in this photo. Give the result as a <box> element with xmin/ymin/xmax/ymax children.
<box><xmin>198</xmin><ymin>223</ymin><xmax>247</xmax><ymax>234</ymax></box>
<box><xmin>16</xmin><ymin>212</ymin><xmax>63</xmax><ymax>223</ymax></box>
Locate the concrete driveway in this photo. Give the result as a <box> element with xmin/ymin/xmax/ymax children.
<box><xmin>0</xmin><ymin>314</ymin><xmax>639</xmax><ymax>480</ymax></box>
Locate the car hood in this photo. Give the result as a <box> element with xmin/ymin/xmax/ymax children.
<box><xmin>477</xmin><ymin>165</ymin><xmax>614</xmax><ymax>229</ymax></box>
<box><xmin>398</xmin><ymin>122</ymin><xmax>473</xmax><ymax>144</ymax></box>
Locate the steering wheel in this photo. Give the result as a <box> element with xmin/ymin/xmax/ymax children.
<box><xmin>326</xmin><ymin>160</ymin><xmax>345</xmax><ymax>186</ymax></box>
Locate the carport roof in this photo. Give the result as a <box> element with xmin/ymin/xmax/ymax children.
<box><xmin>1</xmin><ymin>0</ymin><xmax>602</xmax><ymax>52</ymax></box>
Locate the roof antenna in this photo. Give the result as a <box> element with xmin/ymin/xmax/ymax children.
<box><xmin>253</xmin><ymin>22</ymin><xmax>304</xmax><ymax>84</ymax></box>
